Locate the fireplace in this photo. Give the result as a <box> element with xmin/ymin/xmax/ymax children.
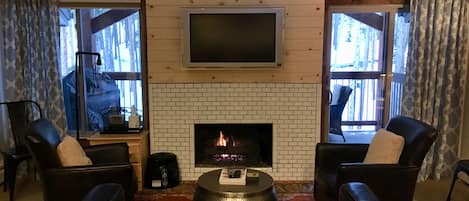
<box><xmin>194</xmin><ymin>123</ymin><xmax>273</xmax><ymax>167</ymax></box>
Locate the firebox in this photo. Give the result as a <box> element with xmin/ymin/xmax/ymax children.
<box><xmin>194</xmin><ymin>123</ymin><xmax>273</xmax><ymax>167</ymax></box>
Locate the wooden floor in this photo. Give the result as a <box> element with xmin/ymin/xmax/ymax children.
<box><xmin>328</xmin><ymin>130</ymin><xmax>375</xmax><ymax>144</ymax></box>
<box><xmin>1</xmin><ymin>143</ymin><xmax>468</xmax><ymax>201</ymax></box>
<box><xmin>1</xmin><ymin>174</ymin><xmax>468</xmax><ymax>201</ymax></box>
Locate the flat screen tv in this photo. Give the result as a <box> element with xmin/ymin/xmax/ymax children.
<box><xmin>182</xmin><ymin>7</ymin><xmax>284</xmax><ymax>68</ymax></box>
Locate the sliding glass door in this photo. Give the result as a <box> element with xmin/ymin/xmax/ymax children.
<box><xmin>329</xmin><ymin>11</ymin><xmax>387</xmax><ymax>131</ymax></box>
<box><xmin>324</xmin><ymin>6</ymin><xmax>410</xmax><ymax>140</ymax></box>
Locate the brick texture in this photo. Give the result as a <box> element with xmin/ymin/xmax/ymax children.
<box><xmin>149</xmin><ymin>83</ymin><xmax>321</xmax><ymax>180</ymax></box>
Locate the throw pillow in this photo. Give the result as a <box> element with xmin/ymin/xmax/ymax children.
<box><xmin>363</xmin><ymin>129</ymin><xmax>404</xmax><ymax>164</ymax></box>
<box><xmin>57</xmin><ymin>136</ymin><xmax>92</xmax><ymax>167</ymax></box>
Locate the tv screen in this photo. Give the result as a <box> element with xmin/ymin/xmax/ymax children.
<box><xmin>182</xmin><ymin>8</ymin><xmax>284</xmax><ymax>68</ymax></box>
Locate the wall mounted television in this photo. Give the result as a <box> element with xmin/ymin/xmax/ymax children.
<box><xmin>182</xmin><ymin>7</ymin><xmax>285</xmax><ymax>68</ymax></box>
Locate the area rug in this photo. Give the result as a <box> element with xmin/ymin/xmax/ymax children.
<box><xmin>135</xmin><ymin>194</ymin><xmax>314</xmax><ymax>201</ymax></box>
<box><xmin>134</xmin><ymin>181</ymin><xmax>314</xmax><ymax>201</ymax></box>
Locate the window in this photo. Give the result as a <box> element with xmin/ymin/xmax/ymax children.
<box><xmin>59</xmin><ymin>6</ymin><xmax>144</xmax><ymax>137</ymax></box>
<box><xmin>325</xmin><ymin>6</ymin><xmax>410</xmax><ymax>135</ymax></box>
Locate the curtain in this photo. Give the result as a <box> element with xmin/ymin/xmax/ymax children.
<box><xmin>0</xmin><ymin>0</ymin><xmax>66</xmax><ymax>148</ymax></box>
<box><xmin>402</xmin><ymin>0</ymin><xmax>468</xmax><ymax>180</ymax></box>
<box><xmin>0</xmin><ymin>20</ymin><xmax>5</xmax><ymax>177</ymax></box>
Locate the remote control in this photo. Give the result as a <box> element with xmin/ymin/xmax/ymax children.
<box><xmin>228</xmin><ymin>169</ymin><xmax>242</xmax><ymax>178</ymax></box>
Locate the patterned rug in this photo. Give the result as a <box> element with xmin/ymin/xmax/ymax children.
<box><xmin>135</xmin><ymin>181</ymin><xmax>314</xmax><ymax>201</ymax></box>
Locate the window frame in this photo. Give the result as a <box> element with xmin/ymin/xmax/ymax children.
<box><xmin>59</xmin><ymin>2</ymin><xmax>148</xmax><ymax>137</ymax></box>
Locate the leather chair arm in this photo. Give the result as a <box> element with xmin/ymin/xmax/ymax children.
<box><xmin>82</xmin><ymin>183</ymin><xmax>126</xmax><ymax>201</ymax></box>
<box><xmin>84</xmin><ymin>143</ymin><xmax>130</xmax><ymax>164</ymax></box>
<box><xmin>337</xmin><ymin>163</ymin><xmax>420</xmax><ymax>201</ymax></box>
<box><xmin>43</xmin><ymin>164</ymin><xmax>135</xmax><ymax>201</ymax></box>
<box><xmin>337</xmin><ymin>163</ymin><xmax>420</xmax><ymax>182</ymax></box>
<box><xmin>339</xmin><ymin>182</ymin><xmax>379</xmax><ymax>201</ymax></box>
<box><xmin>315</xmin><ymin>143</ymin><xmax>369</xmax><ymax>174</ymax></box>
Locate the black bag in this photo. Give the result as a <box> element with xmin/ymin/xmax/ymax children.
<box><xmin>145</xmin><ymin>152</ymin><xmax>180</xmax><ymax>189</ymax></box>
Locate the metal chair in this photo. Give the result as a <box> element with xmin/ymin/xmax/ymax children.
<box><xmin>0</xmin><ymin>100</ymin><xmax>42</xmax><ymax>201</ymax></box>
<box><xmin>329</xmin><ymin>85</ymin><xmax>352</xmax><ymax>141</ymax></box>
<box><xmin>446</xmin><ymin>160</ymin><xmax>469</xmax><ymax>201</ymax></box>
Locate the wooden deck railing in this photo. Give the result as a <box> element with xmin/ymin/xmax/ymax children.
<box><xmin>331</xmin><ymin>72</ymin><xmax>405</xmax><ymax>130</ymax></box>
<box><xmin>389</xmin><ymin>72</ymin><xmax>405</xmax><ymax>118</ymax></box>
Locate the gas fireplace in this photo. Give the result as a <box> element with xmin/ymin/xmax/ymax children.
<box><xmin>194</xmin><ymin>123</ymin><xmax>273</xmax><ymax>167</ymax></box>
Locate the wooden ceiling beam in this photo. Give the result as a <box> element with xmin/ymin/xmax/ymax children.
<box><xmin>327</xmin><ymin>0</ymin><xmax>406</xmax><ymax>5</ymax></box>
<box><xmin>345</xmin><ymin>13</ymin><xmax>384</xmax><ymax>30</ymax></box>
<box><xmin>91</xmin><ymin>9</ymin><xmax>138</xmax><ymax>34</ymax></box>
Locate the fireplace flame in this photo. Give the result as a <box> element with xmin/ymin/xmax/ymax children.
<box><xmin>216</xmin><ymin>131</ymin><xmax>228</xmax><ymax>147</ymax></box>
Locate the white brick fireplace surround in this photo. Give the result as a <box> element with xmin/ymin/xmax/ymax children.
<box><xmin>149</xmin><ymin>83</ymin><xmax>321</xmax><ymax>181</ymax></box>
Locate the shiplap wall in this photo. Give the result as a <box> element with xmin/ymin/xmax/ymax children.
<box><xmin>145</xmin><ymin>0</ymin><xmax>325</xmax><ymax>83</ymax></box>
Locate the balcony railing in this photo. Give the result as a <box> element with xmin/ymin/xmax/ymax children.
<box><xmin>331</xmin><ymin>72</ymin><xmax>405</xmax><ymax>131</ymax></box>
<box><xmin>390</xmin><ymin>72</ymin><xmax>405</xmax><ymax>119</ymax></box>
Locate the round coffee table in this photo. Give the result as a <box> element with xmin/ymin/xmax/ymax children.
<box><xmin>193</xmin><ymin>169</ymin><xmax>277</xmax><ymax>201</ymax></box>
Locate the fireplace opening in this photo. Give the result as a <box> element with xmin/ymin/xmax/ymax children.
<box><xmin>194</xmin><ymin>123</ymin><xmax>273</xmax><ymax>167</ymax></box>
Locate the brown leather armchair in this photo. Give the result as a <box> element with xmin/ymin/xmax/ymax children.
<box><xmin>25</xmin><ymin>119</ymin><xmax>137</xmax><ymax>201</ymax></box>
<box><xmin>314</xmin><ymin>116</ymin><xmax>437</xmax><ymax>201</ymax></box>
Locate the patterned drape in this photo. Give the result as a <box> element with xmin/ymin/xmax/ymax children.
<box><xmin>402</xmin><ymin>0</ymin><xmax>468</xmax><ymax>180</ymax></box>
<box><xmin>0</xmin><ymin>0</ymin><xmax>66</xmax><ymax>142</ymax></box>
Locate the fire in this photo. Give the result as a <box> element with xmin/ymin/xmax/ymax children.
<box><xmin>216</xmin><ymin>131</ymin><xmax>228</xmax><ymax>147</ymax></box>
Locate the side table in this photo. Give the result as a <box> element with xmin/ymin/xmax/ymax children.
<box><xmin>193</xmin><ymin>169</ymin><xmax>277</xmax><ymax>201</ymax></box>
<box><xmin>88</xmin><ymin>131</ymin><xmax>149</xmax><ymax>191</ymax></box>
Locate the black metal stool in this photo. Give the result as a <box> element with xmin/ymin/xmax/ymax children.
<box><xmin>446</xmin><ymin>160</ymin><xmax>469</xmax><ymax>201</ymax></box>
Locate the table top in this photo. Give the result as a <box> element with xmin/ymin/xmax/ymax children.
<box><xmin>88</xmin><ymin>130</ymin><xmax>148</xmax><ymax>140</ymax></box>
<box><xmin>196</xmin><ymin>169</ymin><xmax>274</xmax><ymax>197</ymax></box>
